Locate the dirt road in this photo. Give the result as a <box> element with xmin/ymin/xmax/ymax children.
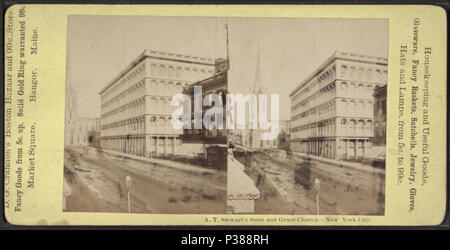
<box><xmin>64</xmin><ymin>147</ymin><xmax>227</xmax><ymax>214</ymax></box>
<box><xmin>235</xmin><ymin>151</ymin><xmax>385</xmax><ymax>215</ymax></box>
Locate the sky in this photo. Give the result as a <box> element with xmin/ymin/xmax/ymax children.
<box><xmin>67</xmin><ymin>16</ymin><xmax>388</xmax><ymax>120</ymax></box>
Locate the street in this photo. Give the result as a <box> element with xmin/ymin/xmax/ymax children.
<box><xmin>234</xmin><ymin>150</ymin><xmax>385</xmax><ymax>215</ymax></box>
<box><xmin>64</xmin><ymin>147</ymin><xmax>227</xmax><ymax>214</ymax></box>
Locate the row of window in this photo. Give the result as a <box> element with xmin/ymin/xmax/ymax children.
<box><xmin>101</xmin><ymin>80</ymin><xmax>192</xmax><ymax>115</ymax></box>
<box><xmin>338</xmin><ymin>63</ymin><xmax>387</xmax><ymax>82</ymax></box>
<box><xmin>101</xmin><ymin>80</ymin><xmax>145</xmax><ymax>112</ymax></box>
<box><xmin>291</xmin><ymin>98</ymin><xmax>374</xmax><ymax>128</ymax></box>
<box><xmin>101</xmin><ymin>116</ymin><xmax>183</xmax><ymax>137</ymax></box>
<box><xmin>101</xmin><ymin>58</ymin><xmax>213</xmax><ymax>104</ymax></box>
<box><xmin>149</xmin><ymin>63</ymin><xmax>214</xmax><ymax>82</ymax></box>
<box><xmin>101</xmin><ymin>96</ymin><xmax>184</xmax><ymax>127</ymax></box>
<box><xmin>291</xmin><ymin>118</ymin><xmax>374</xmax><ymax>139</ymax></box>
<box><xmin>102</xmin><ymin>62</ymin><xmax>146</xmax><ymax>102</ymax></box>
<box><xmin>101</xmin><ymin>117</ymin><xmax>146</xmax><ymax>137</ymax></box>
<box><xmin>101</xmin><ymin>97</ymin><xmax>146</xmax><ymax>126</ymax></box>
<box><xmin>291</xmin><ymin>61</ymin><xmax>387</xmax><ymax>107</ymax></box>
<box><xmin>291</xmin><ymin>82</ymin><xmax>336</xmax><ymax>116</ymax></box>
<box><xmin>291</xmin><ymin>81</ymin><xmax>383</xmax><ymax>116</ymax></box>
<box><xmin>291</xmin><ymin>64</ymin><xmax>336</xmax><ymax>104</ymax></box>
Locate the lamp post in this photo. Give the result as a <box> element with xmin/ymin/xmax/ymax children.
<box><xmin>125</xmin><ymin>173</ymin><xmax>132</xmax><ymax>213</ymax></box>
<box><xmin>312</xmin><ymin>177</ymin><xmax>321</xmax><ymax>215</ymax></box>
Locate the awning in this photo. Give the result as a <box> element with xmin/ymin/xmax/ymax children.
<box><xmin>227</xmin><ymin>155</ymin><xmax>260</xmax><ymax>200</ymax></box>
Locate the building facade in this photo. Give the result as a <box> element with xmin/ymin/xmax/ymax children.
<box><xmin>66</xmin><ymin>117</ymin><xmax>99</xmax><ymax>147</ymax></box>
<box><xmin>278</xmin><ymin>120</ymin><xmax>291</xmax><ymax>151</ymax></box>
<box><xmin>180</xmin><ymin>58</ymin><xmax>229</xmax><ymax>170</ymax></box>
<box><xmin>372</xmin><ymin>85</ymin><xmax>387</xmax><ymax>146</ymax></box>
<box><xmin>289</xmin><ymin>51</ymin><xmax>388</xmax><ymax>160</ymax></box>
<box><xmin>182</xmin><ymin>58</ymin><xmax>229</xmax><ymax>145</ymax></box>
<box><xmin>99</xmin><ymin>50</ymin><xmax>216</xmax><ymax>157</ymax></box>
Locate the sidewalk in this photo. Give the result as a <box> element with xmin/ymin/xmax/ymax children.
<box><xmin>291</xmin><ymin>151</ymin><xmax>385</xmax><ymax>175</ymax></box>
<box><xmin>99</xmin><ymin>148</ymin><xmax>221</xmax><ymax>175</ymax></box>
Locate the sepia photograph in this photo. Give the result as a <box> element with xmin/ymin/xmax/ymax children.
<box><xmin>4</xmin><ymin>2</ymin><xmax>448</xmax><ymax>229</ymax></box>
<box><xmin>226</xmin><ymin>18</ymin><xmax>388</xmax><ymax>215</ymax></box>
<box><xmin>63</xmin><ymin>15</ymin><xmax>387</xmax><ymax>215</ymax></box>
<box><xmin>63</xmin><ymin>16</ymin><xmax>229</xmax><ymax>214</ymax></box>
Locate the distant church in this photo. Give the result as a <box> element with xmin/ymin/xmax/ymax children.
<box><xmin>65</xmin><ymin>54</ymin><xmax>99</xmax><ymax>147</ymax></box>
<box><xmin>244</xmin><ymin>47</ymin><xmax>278</xmax><ymax>150</ymax></box>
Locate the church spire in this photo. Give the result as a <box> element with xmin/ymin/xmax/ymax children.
<box><xmin>253</xmin><ymin>43</ymin><xmax>265</xmax><ymax>94</ymax></box>
<box><xmin>65</xmin><ymin>49</ymin><xmax>78</xmax><ymax>121</ymax></box>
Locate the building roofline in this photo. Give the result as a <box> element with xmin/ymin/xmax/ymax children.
<box><xmin>183</xmin><ymin>69</ymin><xmax>228</xmax><ymax>93</ymax></box>
<box><xmin>77</xmin><ymin>116</ymin><xmax>100</xmax><ymax>120</ymax></box>
<box><xmin>289</xmin><ymin>51</ymin><xmax>388</xmax><ymax>97</ymax></box>
<box><xmin>98</xmin><ymin>50</ymin><xmax>215</xmax><ymax>95</ymax></box>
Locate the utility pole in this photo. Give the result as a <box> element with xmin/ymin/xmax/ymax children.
<box><xmin>224</xmin><ymin>20</ymin><xmax>230</xmax><ymax>70</ymax></box>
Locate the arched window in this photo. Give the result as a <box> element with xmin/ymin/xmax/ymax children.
<box><xmin>157</xmin><ymin>117</ymin><xmax>164</xmax><ymax>133</ymax></box>
<box><xmin>184</xmin><ymin>67</ymin><xmax>191</xmax><ymax>79</ymax></box>
<box><xmin>159</xmin><ymin>80</ymin><xmax>166</xmax><ymax>96</ymax></box>
<box><xmin>366</xmin><ymin>120</ymin><xmax>373</xmax><ymax>136</ymax></box>
<box><xmin>192</xmin><ymin>68</ymin><xmax>199</xmax><ymax>81</ymax></box>
<box><xmin>175</xmin><ymin>82</ymin><xmax>182</xmax><ymax>92</ymax></box>
<box><xmin>360</xmin><ymin>101</ymin><xmax>366</xmax><ymax>117</ymax></box>
<box><xmin>357</xmin><ymin>120</ymin><xmax>365</xmax><ymax>136</ymax></box>
<box><xmin>349</xmin><ymin>119</ymin><xmax>357</xmax><ymax>134</ymax></box>
<box><xmin>350</xmin><ymin>100</ymin><xmax>357</xmax><ymax>115</ymax></box>
<box><xmin>349</xmin><ymin>82</ymin><xmax>356</xmax><ymax>96</ymax></box>
<box><xmin>367</xmin><ymin>68</ymin><xmax>373</xmax><ymax>80</ymax></box>
<box><xmin>340</xmin><ymin>99</ymin><xmax>347</xmax><ymax>116</ymax></box>
<box><xmin>159</xmin><ymin>65</ymin><xmax>167</xmax><ymax>77</ymax></box>
<box><xmin>383</xmin><ymin>70</ymin><xmax>388</xmax><ymax>82</ymax></box>
<box><xmin>341</xmin><ymin>118</ymin><xmax>347</xmax><ymax>135</ymax></box>
<box><xmin>358</xmin><ymin>100</ymin><xmax>365</xmax><ymax>117</ymax></box>
<box><xmin>350</xmin><ymin>66</ymin><xmax>357</xmax><ymax>78</ymax></box>
<box><xmin>159</xmin><ymin>97</ymin><xmax>166</xmax><ymax>113</ymax></box>
<box><xmin>176</xmin><ymin>67</ymin><xmax>182</xmax><ymax>78</ymax></box>
<box><xmin>152</xmin><ymin>98</ymin><xmax>158</xmax><ymax>114</ymax></box>
<box><xmin>340</xmin><ymin>81</ymin><xmax>348</xmax><ymax>97</ymax></box>
<box><xmin>358</xmin><ymin>67</ymin><xmax>365</xmax><ymax>80</ymax></box>
<box><xmin>358</xmin><ymin>83</ymin><xmax>364</xmax><ymax>95</ymax></box>
<box><xmin>167</xmin><ymin>81</ymin><xmax>174</xmax><ymax>94</ymax></box>
<box><xmin>366</xmin><ymin>84</ymin><xmax>372</xmax><ymax>99</ymax></box>
<box><xmin>340</xmin><ymin>65</ymin><xmax>348</xmax><ymax>78</ymax></box>
<box><xmin>375</xmin><ymin>69</ymin><xmax>382</xmax><ymax>81</ymax></box>
<box><xmin>168</xmin><ymin>66</ymin><xmax>175</xmax><ymax>78</ymax></box>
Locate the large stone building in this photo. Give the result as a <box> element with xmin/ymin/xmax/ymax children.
<box><xmin>99</xmin><ymin>50</ymin><xmax>216</xmax><ymax>156</ymax></box>
<box><xmin>289</xmin><ymin>51</ymin><xmax>388</xmax><ymax>160</ymax></box>
<box><xmin>182</xmin><ymin>58</ymin><xmax>228</xmax><ymax>145</ymax></box>
<box><xmin>181</xmin><ymin>58</ymin><xmax>229</xmax><ymax>170</ymax></box>
<box><xmin>366</xmin><ymin>84</ymin><xmax>388</xmax><ymax>160</ymax></box>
